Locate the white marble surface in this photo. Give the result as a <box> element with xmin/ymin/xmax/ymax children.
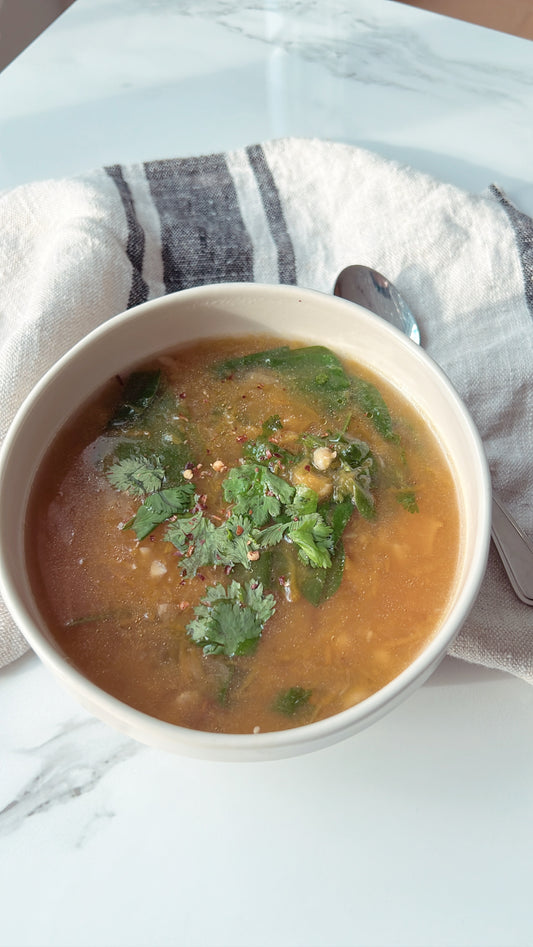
<box><xmin>1</xmin><ymin>2</ymin><xmax>533</xmax><ymax>946</ymax></box>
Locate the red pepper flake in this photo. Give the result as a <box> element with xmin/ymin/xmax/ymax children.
<box><xmin>179</xmin><ymin>392</ymin><xmax>186</xmax><ymax>399</ymax></box>
<box><xmin>235</xmin><ymin>524</ymin><xmax>244</xmax><ymax>536</ymax></box>
<box><xmin>305</xmin><ymin>464</ymin><xmax>311</xmax><ymax>472</ymax></box>
<box><xmin>236</xmin><ymin>435</ymin><xmax>248</xmax><ymax>443</ymax></box>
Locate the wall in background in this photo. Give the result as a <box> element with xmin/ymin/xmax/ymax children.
<box><xmin>396</xmin><ymin>0</ymin><xmax>533</xmax><ymax>40</ymax></box>
<box><xmin>0</xmin><ymin>0</ymin><xmax>75</xmax><ymax>71</ymax></box>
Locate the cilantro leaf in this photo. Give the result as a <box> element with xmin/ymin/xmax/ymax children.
<box><xmin>254</xmin><ymin>521</ymin><xmax>290</xmax><ymax>549</ymax></box>
<box><xmin>187</xmin><ymin>580</ymin><xmax>276</xmax><ymax>657</ymax></box>
<box><xmin>214</xmin><ymin>514</ymin><xmax>259</xmax><ymax>571</ymax></box>
<box><xmin>284</xmin><ymin>484</ymin><xmax>318</xmax><ymax>517</ymax></box>
<box><xmin>107</xmin><ymin>455</ymin><xmax>165</xmax><ymax>497</ymax></box>
<box><xmin>165</xmin><ymin>511</ymin><xmax>260</xmax><ymax>576</ymax></box>
<box><xmin>254</xmin><ymin>512</ymin><xmax>333</xmax><ymax>569</ymax></box>
<box><xmin>222</xmin><ymin>464</ymin><xmax>295</xmax><ymax>526</ymax></box>
<box><xmin>165</xmin><ymin>510</ymin><xmax>218</xmax><ymax>577</ymax></box>
<box><xmin>272</xmin><ymin>687</ymin><xmax>312</xmax><ymax>716</ymax></box>
<box><xmin>126</xmin><ymin>483</ymin><xmax>195</xmax><ymax>540</ymax></box>
<box><xmin>396</xmin><ymin>489</ymin><xmax>419</xmax><ymax>513</ymax></box>
<box><xmin>287</xmin><ymin>513</ymin><xmax>333</xmax><ymax>568</ymax></box>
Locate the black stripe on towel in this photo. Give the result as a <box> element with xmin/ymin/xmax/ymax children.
<box><xmin>246</xmin><ymin>144</ymin><xmax>297</xmax><ymax>285</ymax></box>
<box><xmin>105</xmin><ymin>164</ymin><xmax>149</xmax><ymax>308</ymax></box>
<box><xmin>490</xmin><ymin>185</ymin><xmax>533</xmax><ymax>319</ymax></box>
<box><xmin>144</xmin><ymin>154</ymin><xmax>254</xmax><ymax>292</ymax></box>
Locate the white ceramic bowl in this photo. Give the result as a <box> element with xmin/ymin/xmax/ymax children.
<box><xmin>0</xmin><ymin>283</ymin><xmax>491</xmax><ymax>761</ymax></box>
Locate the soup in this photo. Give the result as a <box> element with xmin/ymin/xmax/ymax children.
<box><xmin>26</xmin><ymin>336</ymin><xmax>460</xmax><ymax>733</ymax></box>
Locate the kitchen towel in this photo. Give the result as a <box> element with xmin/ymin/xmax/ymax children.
<box><xmin>1</xmin><ymin>137</ymin><xmax>532</xmax><ymax>680</ymax></box>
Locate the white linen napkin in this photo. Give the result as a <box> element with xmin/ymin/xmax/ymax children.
<box><xmin>1</xmin><ymin>137</ymin><xmax>532</xmax><ymax>681</ymax></box>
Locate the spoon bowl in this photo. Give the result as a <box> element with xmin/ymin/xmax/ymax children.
<box><xmin>334</xmin><ymin>264</ymin><xmax>421</xmax><ymax>344</ymax></box>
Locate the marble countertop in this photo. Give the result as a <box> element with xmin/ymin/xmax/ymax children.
<box><xmin>1</xmin><ymin>2</ymin><xmax>533</xmax><ymax>946</ymax></box>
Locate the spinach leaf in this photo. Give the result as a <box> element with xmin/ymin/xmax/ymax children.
<box><xmin>242</xmin><ymin>436</ymin><xmax>295</xmax><ymax>470</ymax></box>
<box><xmin>215</xmin><ymin>346</ymin><xmax>351</xmax><ymax>410</ymax></box>
<box><xmin>296</xmin><ymin>498</ymin><xmax>353</xmax><ymax>606</ymax></box>
<box><xmin>215</xmin><ymin>345</ymin><xmax>399</xmax><ymax>440</ymax></box>
<box><xmin>352</xmin><ymin>377</ymin><xmax>398</xmax><ymax>442</ymax></box>
<box><xmin>108</xmin><ymin>370</ymin><xmax>161</xmax><ymax>428</ymax></box>
<box><xmin>298</xmin><ymin>543</ymin><xmax>346</xmax><ymax>607</ymax></box>
<box><xmin>272</xmin><ymin>686</ymin><xmax>312</xmax><ymax>716</ymax></box>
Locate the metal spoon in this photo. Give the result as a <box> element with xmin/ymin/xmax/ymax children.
<box><xmin>334</xmin><ymin>263</ymin><xmax>533</xmax><ymax>606</ymax></box>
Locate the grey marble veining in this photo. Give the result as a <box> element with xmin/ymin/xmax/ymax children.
<box><xmin>0</xmin><ymin>717</ymin><xmax>139</xmax><ymax>840</ymax></box>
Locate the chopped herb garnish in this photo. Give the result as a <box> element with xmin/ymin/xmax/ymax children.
<box><xmin>222</xmin><ymin>463</ymin><xmax>295</xmax><ymax>526</ymax></box>
<box><xmin>165</xmin><ymin>510</ymin><xmax>218</xmax><ymax>577</ymax></box>
<box><xmin>286</xmin><ymin>513</ymin><xmax>333</xmax><ymax>568</ymax></box>
<box><xmin>284</xmin><ymin>484</ymin><xmax>318</xmax><ymax>517</ymax></box>
<box><xmin>396</xmin><ymin>489</ymin><xmax>419</xmax><ymax>513</ymax></box>
<box><xmin>165</xmin><ymin>511</ymin><xmax>259</xmax><ymax>576</ymax></box>
<box><xmin>126</xmin><ymin>483</ymin><xmax>196</xmax><ymax>540</ymax></box>
<box><xmin>187</xmin><ymin>580</ymin><xmax>275</xmax><ymax>657</ymax></box>
<box><xmin>254</xmin><ymin>510</ymin><xmax>333</xmax><ymax>569</ymax></box>
<box><xmin>107</xmin><ymin>455</ymin><xmax>165</xmax><ymax>497</ymax></box>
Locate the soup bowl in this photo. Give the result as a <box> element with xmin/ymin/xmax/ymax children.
<box><xmin>0</xmin><ymin>282</ymin><xmax>491</xmax><ymax>761</ymax></box>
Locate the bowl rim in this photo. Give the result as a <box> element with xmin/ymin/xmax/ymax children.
<box><xmin>0</xmin><ymin>281</ymin><xmax>492</xmax><ymax>758</ymax></box>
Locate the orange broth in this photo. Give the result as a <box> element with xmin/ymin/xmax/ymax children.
<box><xmin>26</xmin><ymin>336</ymin><xmax>460</xmax><ymax>733</ymax></box>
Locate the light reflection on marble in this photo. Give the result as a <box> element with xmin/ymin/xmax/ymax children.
<box><xmin>1</xmin><ymin>3</ymin><xmax>533</xmax><ymax>945</ymax></box>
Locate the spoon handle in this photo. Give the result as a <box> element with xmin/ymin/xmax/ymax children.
<box><xmin>491</xmin><ymin>495</ymin><xmax>533</xmax><ymax>605</ymax></box>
